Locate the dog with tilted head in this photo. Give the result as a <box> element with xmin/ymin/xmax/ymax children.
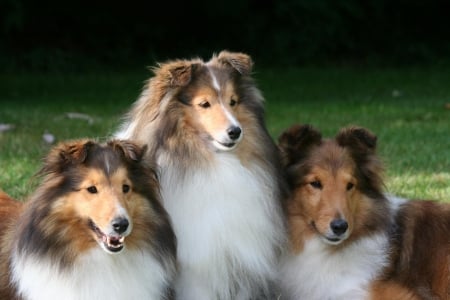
<box><xmin>0</xmin><ymin>140</ymin><xmax>176</xmax><ymax>300</ymax></box>
<box><xmin>277</xmin><ymin>124</ymin><xmax>450</xmax><ymax>300</ymax></box>
<box><xmin>116</xmin><ymin>51</ymin><xmax>287</xmax><ymax>300</ymax></box>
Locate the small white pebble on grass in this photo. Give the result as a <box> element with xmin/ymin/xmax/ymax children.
<box><xmin>0</xmin><ymin>124</ymin><xmax>15</xmax><ymax>132</ymax></box>
<box><xmin>66</xmin><ymin>112</ymin><xmax>94</xmax><ymax>124</ymax></box>
<box><xmin>391</xmin><ymin>89</ymin><xmax>403</xmax><ymax>97</ymax></box>
<box><xmin>43</xmin><ymin>131</ymin><xmax>56</xmax><ymax>144</ymax></box>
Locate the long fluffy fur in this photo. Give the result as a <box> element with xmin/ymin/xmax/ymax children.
<box><xmin>278</xmin><ymin>124</ymin><xmax>450</xmax><ymax>300</ymax></box>
<box><xmin>0</xmin><ymin>140</ymin><xmax>176</xmax><ymax>300</ymax></box>
<box><xmin>116</xmin><ymin>50</ymin><xmax>287</xmax><ymax>300</ymax></box>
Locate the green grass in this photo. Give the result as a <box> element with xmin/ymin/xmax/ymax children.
<box><xmin>1</xmin><ymin>67</ymin><xmax>449</xmax><ymax>201</ymax></box>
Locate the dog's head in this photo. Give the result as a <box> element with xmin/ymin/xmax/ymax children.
<box><xmin>279</xmin><ymin>124</ymin><xmax>386</xmax><ymax>248</ymax></box>
<box><xmin>38</xmin><ymin>139</ymin><xmax>158</xmax><ymax>254</ymax></box>
<box><xmin>148</xmin><ymin>50</ymin><xmax>257</xmax><ymax>152</ymax></box>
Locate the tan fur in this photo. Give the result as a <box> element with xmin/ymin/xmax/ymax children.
<box><xmin>117</xmin><ymin>51</ymin><xmax>286</xmax><ymax>299</ymax></box>
<box><xmin>0</xmin><ymin>190</ymin><xmax>22</xmax><ymax>226</ymax></box>
<box><xmin>370</xmin><ymin>281</ymin><xmax>420</xmax><ymax>300</ymax></box>
<box><xmin>279</xmin><ymin>124</ymin><xmax>450</xmax><ymax>299</ymax></box>
<box><xmin>47</xmin><ymin>166</ymin><xmax>156</xmax><ymax>253</ymax></box>
<box><xmin>378</xmin><ymin>200</ymin><xmax>450</xmax><ymax>299</ymax></box>
<box><xmin>119</xmin><ymin>50</ymin><xmax>274</xmax><ymax>171</ymax></box>
<box><xmin>0</xmin><ymin>140</ymin><xmax>176</xmax><ymax>299</ymax></box>
<box><xmin>0</xmin><ymin>192</ymin><xmax>22</xmax><ymax>300</ymax></box>
<box><xmin>184</xmin><ymin>83</ymin><xmax>239</xmax><ymax>142</ymax></box>
<box><xmin>283</xmin><ymin>137</ymin><xmax>384</xmax><ymax>253</ymax></box>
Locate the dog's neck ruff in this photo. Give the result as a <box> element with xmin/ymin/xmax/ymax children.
<box><xmin>160</xmin><ymin>153</ymin><xmax>285</xmax><ymax>300</ymax></box>
<box><xmin>11</xmin><ymin>247</ymin><xmax>172</xmax><ymax>300</ymax></box>
<box><xmin>279</xmin><ymin>232</ymin><xmax>390</xmax><ymax>300</ymax></box>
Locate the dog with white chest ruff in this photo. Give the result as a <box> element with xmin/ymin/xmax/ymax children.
<box><xmin>0</xmin><ymin>139</ymin><xmax>176</xmax><ymax>300</ymax></box>
<box><xmin>116</xmin><ymin>50</ymin><xmax>287</xmax><ymax>300</ymax></box>
<box><xmin>277</xmin><ymin>124</ymin><xmax>450</xmax><ymax>300</ymax></box>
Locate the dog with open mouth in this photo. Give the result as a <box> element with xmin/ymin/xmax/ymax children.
<box><xmin>0</xmin><ymin>139</ymin><xmax>176</xmax><ymax>300</ymax></box>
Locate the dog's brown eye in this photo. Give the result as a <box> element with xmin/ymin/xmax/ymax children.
<box><xmin>347</xmin><ymin>182</ymin><xmax>355</xmax><ymax>191</ymax></box>
<box><xmin>87</xmin><ymin>186</ymin><xmax>98</xmax><ymax>194</ymax></box>
<box><xmin>310</xmin><ymin>181</ymin><xmax>322</xmax><ymax>189</ymax></box>
<box><xmin>199</xmin><ymin>101</ymin><xmax>211</xmax><ymax>108</ymax></box>
<box><xmin>230</xmin><ymin>99</ymin><xmax>237</xmax><ymax>107</ymax></box>
<box><xmin>122</xmin><ymin>184</ymin><xmax>130</xmax><ymax>193</ymax></box>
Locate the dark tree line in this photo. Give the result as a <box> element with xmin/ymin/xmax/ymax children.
<box><xmin>1</xmin><ymin>0</ymin><xmax>450</xmax><ymax>70</ymax></box>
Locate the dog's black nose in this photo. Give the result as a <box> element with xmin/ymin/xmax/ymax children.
<box><xmin>227</xmin><ymin>126</ymin><xmax>242</xmax><ymax>140</ymax></box>
<box><xmin>112</xmin><ymin>217</ymin><xmax>129</xmax><ymax>234</ymax></box>
<box><xmin>330</xmin><ymin>219</ymin><xmax>348</xmax><ymax>236</ymax></box>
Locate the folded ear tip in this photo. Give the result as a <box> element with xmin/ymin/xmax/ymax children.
<box><xmin>40</xmin><ymin>139</ymin><xmax>93</xmax><ymax>175</ymax></box>
<box><xmin>152</xmin><ymin>59</ymin><xmax>199</xmax><ymax>87</ymax></box>
<box><xmin>278</xmin><ymin>124</ymin><xmax>322</xmax><ymax>167</ymax></box>
<box><xmin>216</xmin><ymin>50</ymin><xmax>253</xmax><ymax>75</ymax></box>
<box><xmin>278</xmin><ymin>124</ymin><xmax>321</xmax><ymax>144</ymax></box>
<box><xmin>109</xmin><ymin>139</ymin><xmax>146</xmax><ymax>162</ymax></box>
<box><xmin>336</xmin><ymin>126</ymin><xmax>377</xmax><ymax>150</ymax></box>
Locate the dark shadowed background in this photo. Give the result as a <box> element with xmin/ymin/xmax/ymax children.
<box><xmin>0</xmin><ymin>0</ymin><xmax>449</xmax><ymax>201</ymax></box>
<box><xmin>2</xmin><ymin>0</ymin><xmax>450</xmax><ymax>70</ymax></box>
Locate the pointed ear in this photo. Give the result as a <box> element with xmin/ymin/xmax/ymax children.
<box><xmin>278</xmin><ymin>124</ymin><xmax>322</xmax><ymax>167</ymax></box>
<box><xmin>108</xmin><ymin>140</ymin><xmax>147</xmax><ymax>162</ymax></box>
<box><xmin>153</xmin><ymin>60</ymin><xmax>200</xmax><ymax>87</ymax></box>
<box><xmin>217</xmin><ymin>50</ymin><xmax>253</xmax><ymax>75</ymax></box>
<box><xmin>336</xmin><ymin>126</ymin><xmax>377</xmax><ymax>154</ymax></box>
<box><xmin>41</xmin><ymin>139</ymin><xmax>94</xmax><ymax>174</ymax></box>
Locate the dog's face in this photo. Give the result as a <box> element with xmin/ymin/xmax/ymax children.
<box><xmin>151</xmin><ymin>51</ymin><xmax>255</xmax><ymax>152</ymax></box>
<box><xmin>184</xmin><ymin>77</ymin><xmax>242</xmax><ymax>151</ymax></box>
<box><xmin>279</xmin><ymin>125</ymin><xmax>384</xmax><ymax>248</ymax></box>
<box><xmin>288</xmin><ymin>147</ymin><xmax>359</xmax><ymax>245</ymax></box>
<box><xmin>41</xmin><ymin>139</ymin><xmax>156</xmax><ymax>254</ymax></box>
<box><xmin>69</xmin><ymin>165</ymin><xmax>134</xmax><ymax>253</ymax></box>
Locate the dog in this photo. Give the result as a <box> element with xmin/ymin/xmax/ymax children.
<box><xmin>0</xmin><ymin>139</ymin><xmax>177</xmax><ymax>300</ymax></box>
<box><xmin>116</xmin><ymin>50</ymin><xmax>287</xmax><ymax>299</ymax></box>
<box><xmin>277</xmin><ymin>124</ymin><xmax>450</xmax><ymax>300</ymax></box>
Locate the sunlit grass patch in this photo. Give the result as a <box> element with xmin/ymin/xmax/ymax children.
<box><xmin>387</xmin><ymin>172</ymin><xmax>450</xmax><ymax>201</ymax></box>
<box><xmin>1</xmin><ymin>67</ymin><xmax>449</xmax><ymax>201</ymax></box>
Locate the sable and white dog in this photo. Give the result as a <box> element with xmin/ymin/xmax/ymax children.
<box><xmin>277</xmin><ymin>124</ymin><xmax>450</xmax><ymax>300</ymax></box>
<box><xmin>0</xmin><ymin>140</ymin><xmax>176</xmax><ymax>300</ymax></box>
<box><xmin>116</xmin><ymin>51</ymin><xmax>287</xmax><ymax>300</ymax></box>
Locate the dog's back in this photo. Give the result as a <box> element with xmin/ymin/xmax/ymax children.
<box><xmin>0</xmin><ymin>191</ymin><xmax>22</xmax><ymax>300</ymax></box>
<box><xmin>377</xmin><ymin>200</ymin><xmax>450</xmax><ymax>299</ymax></box>
<box><xmin>0</xmin><ymin>190</ymin><xmax>22</xmax><ymax>230</ymax></box>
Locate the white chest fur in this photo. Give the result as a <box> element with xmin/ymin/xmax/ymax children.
<box><xmin>160</xmin><ymin>154</ymin><xmax>284</xmax><ymax>300</ymax></box>
<box><xmin>12</xmin><ymin>248</ymin><xmax>170</xmax><ymax>300</ymax></box>
<box><xmin>279</xmin><ymin>233</ymin><xmax>389</xmax><ymax>300</ymax></box>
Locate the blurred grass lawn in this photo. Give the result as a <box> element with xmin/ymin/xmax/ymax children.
<box><xmin>0</xmin><ymin>67</ymin><xmax>449</xmax><ymax>200</ymax></box>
